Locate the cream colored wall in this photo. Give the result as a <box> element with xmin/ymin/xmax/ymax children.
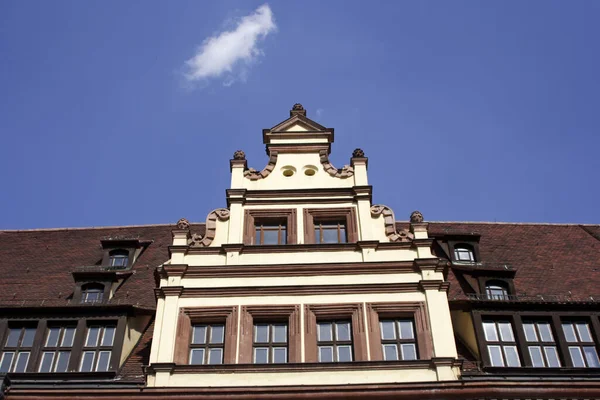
<box><xmin>451</xmin><ymin>310</ymin><xmax>479</xmax><ymax>358</ymax></box>
<box><xmin>120</xmin><ymin>315</ymin><xmax>151</xmax><ymax>365</ymax></box>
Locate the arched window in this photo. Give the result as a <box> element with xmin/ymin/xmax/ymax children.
<box><xmin>453</xmin><ymin>245</ymin><xmax>475</xmax><ymax>262</ymax></box>
<box><xmin>109</xmin><ymin>249</ymin><xmax>129</xmax><ymax>268</ymax></box>
<box><xmin>485</xmin><ymin>281</ymin><xmax>509</xmax><ymax>300</ymax></box>
<box><xmin>81</xmin><ymin>283</ymin><xmax>104</xmax><ymax>304</ymax></box>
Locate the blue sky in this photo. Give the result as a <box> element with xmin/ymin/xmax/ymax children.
<box><xmin>1</xmin><ymin>1</ymin><xmax>599</xmax><ymax>229</ymax></box>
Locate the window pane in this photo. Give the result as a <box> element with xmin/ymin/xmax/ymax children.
<box><xmin>5</xmin><ymin>329</ymin><xmax>20</xmax><ymax>347</ymax></box>
<box><xmin>383</xmin><ymin>344</ymin><xmax>398</xmax><ymax>361</ymax></box>
<box><xmin>537</xmin><ymin>323</ymin><xmax>554</xmax><ymax>342</ymax></box>
<box><xmin>318</xmin><ymin>323</ymin><xmax>332</xmax><ymax>342</ymax></box>
<box><xmin>576</xmin><ymin>323</ymin><xmax>593</xmax><ymax>342</ymax></box>
<box><xmin>46</xmin><ymin>327</ymin><xmax>60</xmax><ymax>347</ymax></box>
<box><xmin>22</xmin><ymin>328</ymin><xmax>36</xmax><ymax>347</ymax></box>
<box><xmin>523</xmin><ymin>323</ymin><xmax>538</xmax><ymax>342</ymax></box>
<box><xmin>563</xmin><ymin>324</ymin><xmax>577</xmax><ymax>343</ymax></box>
<box><xmin>318</xmin><ymin>346</ymin><xmax>333</xmax><ymax>362</ymax></box>
<box><xmin>254</xmin><ymin>228</ymin><xmax>261</xmax><ymax>245</ymax></box>
<box><xmin>315</xmin><ymin>229</ymin><xmax>321</xmax><ymax>244</ymax></box>
<box><xmin>86</xmin><ymin>327</ymin><xmax>100</xmax><ymax>347</ymax></box>
<box><xmin>39</xmin><ymin>352</ymin><xmax>54</xmax><ymax>372</ymax></box>
<box><xmin>96</xmin><ymin>351</ymin><xmax>111</xmax><ymax>372</ymax></box>
<box><xmin>498</xmin><ymin>322</ymin><xmax>514</xmax><ymax>342</ymax></box>
<box><xmin>0</xmin><ymin>353</ymin><xmax>14</xmax><ymax>373</ymax></box>
<box><xmin>380</xmin><ymin>321</ymin><xmax>396</xmax><ymax>340</ymax></box>
<box><xmin>528</xmin><ymin>346</ymin><xmax>545</xmax><ymax>367</ymax></box>
<box><xmin>192</xmin><ymin>326</ymin><xmax>206</xmax><ymax>345</ymax></box>
<box><xmin>398</xmin><ymin>320</ymin><xmax>414</xmax><ymax>340</ymax></box>
<box><xmin>80</xmin><ymin>351</ymin><xmax>95</xmax><ymax>372</ymax></box>
<box><xmin>583</xmin><ymin>346</ymin><xmax>600</xmax><ymax>368</ymax></box>
<box><xmin>504</xmin><ymin>346</ymin><xmax>521</xmax><ymax>367</ymax></box>
<box><xmin>337</xmin><ymin>346</ymin><xmax>352</xmax><ymax>362</ymax></box>
<box><xmin>273</xmin><ymin>347</ymin><xmax>287</xmax><ymax>363</ymax></box>
<box><xmin>280</xmin><ymin>228</ymin><xmax>287</xmax><ymax>244</ymax></box>
<box><xmin>544</xmin><ymin>346</ymin><xmax>561</xmax><ymax>367</ymax></box>
<box><xmin>483</xmin><ymin>322</ymin><xmax>498</xmax><ymax>341</ymax></box>
<box><xmin>61</xmin><ymin>327</ymin><xmax>76</xmax><ymax>347</ymax></box>
<box><xmin>209</xmin><ymin>348</ymin><xmax>223</xmax><ymax>365</ymax></box>
<box><xmin>401</xmin><ymin>344</ymin><xmax>417</xmax><ymax>361</ymax></box>
<box><xmin>322</xmin><ymin>227</ymin><xmax>338</xmax><ymax>244</ymax></box>
<box><xmin>336</xmin><ymin>322</ymin><xmax>351</xmax><ymax>341</ymax></box>
<box><xmin>210</xmin><ymin>325</ymin><xmax>225</xmax><ymax>344</ymax></box>
<box><xmin>569</xmin><ymin>346</ymin><xmax>585</xmax><ymax>367</ymax></box>
<box><xmin>273</xmin><ymin>324</ymin><xmax>287</xmax><ymax>343</ymax></box>
<box><xmin>488</xmin><ymin>345</ymin><xmax>504</xmax><ymax>367</ymax></box>
<box><xmin>254</xmin><ymin>348</ymin><xmax>268</xmax><ymax>364</ymax></box>
<box><xmin>254</xmin><ymin>325</ymin><xmax>269</xmax><ymax>343</ymax></box>
<box><xmin>14</xmin><ymin>352</ymin><xmax>30</xmax><ymax>372</ymax></box>
<box><xmin>262</xmin><ymin>230</ymin><xmax>278</xmax><ymax>245</ymax></box>
<box><xmin>101</xmin><ymin>326</ymin><xmax>116</xmax><ymax>346</ymax></box>
<box><xmin>55</xmin><ymin>351</ymin><xmax>70</xmax><ymax>372</ymax></box>
<box><xmin>189</xmin><ymin>348</ymin><xmax>204</xmax><ymax>365</ymax></box>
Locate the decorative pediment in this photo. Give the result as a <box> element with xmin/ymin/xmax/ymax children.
<box><xmin>262</xmin><ymin>104</ymin><xmax>334</xmax><ymax>147</ymax></box>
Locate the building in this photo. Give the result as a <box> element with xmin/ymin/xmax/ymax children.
<box><xmin>1</xmin><ymin>104</ymin><xmax>600</xmax><ymax>399</ymax></box>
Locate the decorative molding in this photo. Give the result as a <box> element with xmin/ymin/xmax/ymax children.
<box><xmin>244</xmin><ymin>151</ymin><xmax>278</xmax><ymax>181</ymax></box>
<box><xmin>188</xmin><ymin>208</ymin><xmax>230</xmax><ymax>248</ymax></box>
<box><xmin>370</xmin><ymin>205</ymin><xmax>414</xmax><ymax>242</ymax></box>
<box><xmin>352</xmin><ymin>148</ymin><xmax>365</xmax><ymax>158</ymax></box>
<box><xmin>319</xmin><ymin>149</ymin><xmax>354</xmax><ymax>179</ymax></box>
<box><xmin>290</xmin><ymin>103</ymin><xmax>306</xmax><ymax>117</ymax></box>
<box><xmin>176</xmin><ymin>218</ymin><xmax>190</xmax><ymax>230</ymax></box>
<box><xmin>410</xmin><ymin>211</ymin><xmax>424</xmax><ymax>224</ymax></box>
<box><xmin>233</xmin><ymin>150</ymin><xmax>246</xmax><ymax>160</ymax></box>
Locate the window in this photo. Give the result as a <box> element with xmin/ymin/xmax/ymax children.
<box><xmin>522</xmin><ymin>321</ymin><xmax>561</xmax><ymax>367</ymax></box>
<box><xmin>39</xmin><ymin>326</ymin><xmax>76</xmax><ymax>372</ymax></box>
<box><xmin>108</xmin><ymin>250</ymin><xmax>129</xmax><ymax>268</ymax></box>
<box><xmin>81</xmin><ymin>283</ymin><xmax>104</xmax><ymax>304</ymax></box>
<box><xmin>254</xmin><ymin>221</ymin><xmax>287</xmax><ymax>245</ymax></box>
<box><xmin>0</xmin><ymin>326</ymin><xmax>36</xmax><ymax>373</ymax></box>
<box><xmin>317</xmin><ymin>321</ymin><xmax>353</xmax><ymax>362</ymax></box>
<box><xmin>189</xmin><ymin>324</ymin><xmax>225</xmax><ymax>365</ymax></box>
<box><xmin>253</xmin><ymin>323</ymin><xmax>288</xmax><ymax>364</ymax></box>
<box><xmin>79</xmin><ymin>324</ymin><xmax>116</xmax><ymax>372</ymax></box>
<box><xmin>562</xmin><ymin>321</ymin><xmax>600</xmax><ymax>368</ymax></box>
<box><xmin>482</xmin><ymin>320</ymin><xmax>521</xmax><ymax>367</ymax></box>
<box><xmin>485</xmin><ymin>281</ymin><xmax>509</xmax><ymax>300</ymax></box>
<box><xmin>379</xmin><ymin>319</ymin><xmax>417</xmax><ymax>361</ymax></box>
<box><xmin>314</xmin><ymin>220</ymin><xmax>347</xmax><ymax>244</ymax></box>
<box><xmin>454</xmin><ymin>245</ymin><xmax>475</xmax><ymax>262</ymax></box>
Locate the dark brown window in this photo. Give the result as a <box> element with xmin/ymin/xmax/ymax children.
<box><xmin>317</xmin><ymin>321</ymin><xmax>353</xmax><ymax>362</ymax></box>
<box><xmin>562</xmin><ymin>321</ymin><xmax>600</xmax><ymax>367</ymax></box>
<box><xmin>314</xmin><ymin>220</ymin><xmax>347</xmax><ymax>244</ymax></box>
<box><xmin>485</xmin><ymin>281</ymin><xmax>510</xmax><ymax>300</ymax></box>
<box><xmin>454</xmin><ymin>245</ymin><xmax>475</xmax><ymax>262</ymax></box>
<box><xmin>0</xmin><ymin>325</ymin><xmax>36</xmax><ymax>373</ymax></box>
<box><xmin>81</xmin><ymin>283</ymin><xmax>105</xmax><ymax>304</ymax></box>
<box><xmin>189</xmin><ymin>324</ymin><xmax>225</xmax><ymax>365</ymax></box>
<box><xmin>254</xmin><ymin>221</ymin><xmax>287</xmax><ymax>245</ymax></box>
<box><xmin>379</xmin><ymin>319</ymin><xmax>417</xmax><ymax>361</ymax></box>
<box><xmin>79</xmin><ymin>324</ymin><xmax>116</xmax><ymax>372</ymax></box>
<box><xmin>522</xmin><ymin>320</ymin><xmax>561</xmax><ymax>367</ymax></box>
<box><xmin>108</xmin><ymin>249</ymin><xmax>129</xmax><ymax>268</ymax></box>
<box><xmin>253</xmin><ymin>323</ymin><xmax>288</xmax><ymax>364</ymax></box>
<box><xmin>38</xmin><ymin>325</ymin><xmax>76</xmax><ymax>372</ymax></box>
<box><xmin>482</xmin><ymin>320</ymin><xmax>521</xmax><ymax>367</ymax></box>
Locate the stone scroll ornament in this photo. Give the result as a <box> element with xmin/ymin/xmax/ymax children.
<box><xmin>319</xmin><ymin>150</ymin><xmax>354</xmax><ymax>178</ymax></box>
<box><xmin>188</xmin><ymin>208</ymin><xmax>231</xmax><ymax>247</ymax></box>
<box><xmin>243</xmin><ymin>152</ymin><xmax>278</xmax><ymax>181</ymax></box>
<box><xmin>370</xmin><ymin>205</ymin><xmax>414</xmax><ymax>242</ymax></box>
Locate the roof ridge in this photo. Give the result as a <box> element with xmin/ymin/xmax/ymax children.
<box><xmin>421</xmin><ymin>221</ymin><xmax>600</xmax><ymax>227</ymax></box>
<box><xmin>0</xmin><ymin>222</ymin><xmax>205</xmax><ymax>233</ymax></box>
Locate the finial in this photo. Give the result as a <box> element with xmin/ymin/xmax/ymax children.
<box><xmin>233</xmin><ymin>150</ymin><xmax>246</xmax><ymax>160</ymax></box>
<box><xmin>352</xmin><ymin>148</ymin><xmax>365</xmax><ymax>158</ymax></box>
<box><xmin>176</xmin><ymin>218</ymin><xmax>190</xmax><ymax>230</ymax></box>
<box><xmin>290</xmin><ymin>103</ymin><xmax>307</xmax><ymax>117</ymax></box>
<box><xmin>410</xmin><ymin>211</ymin><xmax>424</xmax><ymax>223</ymax></box>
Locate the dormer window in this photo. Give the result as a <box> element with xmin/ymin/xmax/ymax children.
<box><xmin>454</xmin><ymin>245</ymin><xmax>475</xmax><ymax>262</ymax></box>
<box><xmin>81</xmin><ymin>283</ymin><xmax>105</xmax><ymax>304</ymax></box>
<box><xmin>108</xmin><ymin>250</ymin><xmax>129</xmax><ymax>268</ymax></box>
<box><xmin>485</xmin><ymin>281</ymin><xmax>510</xmax><ymax>300</ymax></box>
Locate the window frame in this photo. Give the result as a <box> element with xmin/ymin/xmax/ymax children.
<box><xmin>316</xmin><ymin>320</ymin><xmax>353</xmax><ymax>362</ymax></box>
<box><xmin>80</xmin><ymin>283</ymin><xmax>106</xmax><ymax>304</ymax></box>
<box><xmin>304</xmin><ymin>208</ymin><xmax>358</xmax><ymax>244</ymax></box>
<box><xmin>243</xmin><ymin>209</ymin><xmax>297</xmax><ymax>245</ymax></box>
<box><xmin>561</xmin><ymin>320</ymin><xmax>600</xmax><ymax>368</ymax></box>
<box><xmin>0</xmin><ymin>324</ymin><xmax>38</xmax><ymax>373</ymax></box>
<box><xmin>447</xmin><ymin>240</ymin><xmax>481</xmax><ymax>264</ymax></box>
<box><xmin>189</xmin><ymin>324</ymin><xmax>226</xmax><ymax>365</ymax></box>
<box><xmin>252</xmin><ymin>322</ymin><xmax>289</xmax><ymax>364</ymax></box>
<box><xmin>522</xmin><ymin>319</ymin><xmax>562</xmax><ymax>368</ymax></box>
<box><xmin>78</xmin><ymin>323</ymin><xmax>117</xmax><ymax>372</ymax></box>
<box><xmin>38</xmin><ymin>325</ymin><xmax>77</xmax><ymax>373</ymax></box>
<box><xmin>108</xmin><ymin>249</ymin><xmax>130</xmax><ymax>269</ymax></box>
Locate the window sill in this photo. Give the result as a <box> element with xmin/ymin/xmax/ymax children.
<box><xmin>481</xmin><ymin>366</ymin><xmax>600</xmax><ymax>375</ymax></box>
<box><xmin>3</xmin><ymin>371</ymin><xmax>117</xmax><ymax>380</ymax></box>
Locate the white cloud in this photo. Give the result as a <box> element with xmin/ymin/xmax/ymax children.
<box><xmin>184</xmin><ymin>4</ymin><xmax>276</xmax><ymax>87</ymax></box>
<box><xmin>316</xmin><ymin>108</ymin><xmax>324</xmax><ymax>118</ymax></box>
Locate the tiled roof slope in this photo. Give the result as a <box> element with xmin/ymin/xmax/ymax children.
<box><xmin>428</xmin><ymin>222</ymin><xmax>600</xmax><ymax>301</ymax></box>
<box><xmin>0</xmin><ymin>223</ymin><xmax>205</xmax><ymax>308</ymax></box>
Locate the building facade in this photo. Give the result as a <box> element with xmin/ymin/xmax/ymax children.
<box><xmin>1</xmin><ymin>105</ymin><xmax>600</xmax><ymax>399</ymax></box>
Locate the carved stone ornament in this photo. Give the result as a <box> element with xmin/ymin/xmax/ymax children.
<box><xmin>410</xmin><ymin>210</ymin><xmax>424</xmax><ymax>224</ymax></box>
<box><xmin>352</xmin><ymin>148</ymin><xmax>365</xmax><ymax>158</ymax></box>
<box><xmin>233</xmin><ymin>150</ymin><xmax>246</xmax><ymax>160</ymax></box>
<box><xmin>188</xmin><ymin>208</ymin><xmax>231</xmax><ymax>248</ymax></box>
<box><xmin>319</xmin><ymin>149</ymin><xmax>354</xmax><ymax>179</ymax></box>
<box><xmin>371</xmin><ymin>205</ymin><xmax>414</xmax><ymax>242</ymax></box>
<box><xmin>244</xmin><ymin>152</ymin><xmax>278</xmax><ymax>181</ymax></box>
<box><xmin>292</xmin><ymin>103</ymin><xmax>304</xmax><ymax>111</ymax></box>
<box><xmin>176</xmin><ymin>218</ymin><xmax>190</xmax><ymax>230</ymax></box>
